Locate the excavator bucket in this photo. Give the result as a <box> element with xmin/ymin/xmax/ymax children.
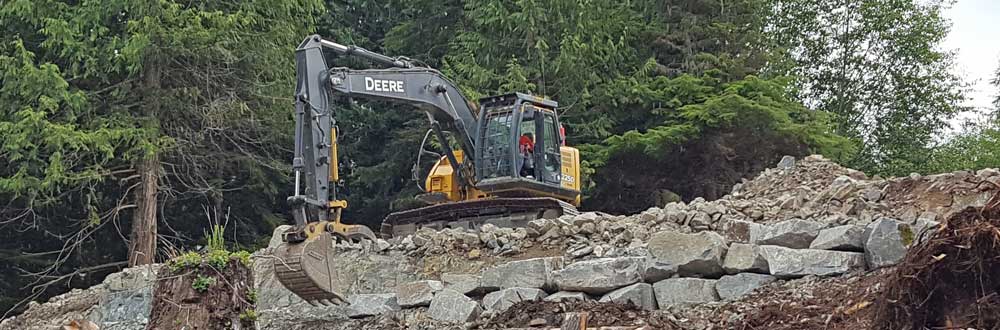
<box><xmin>272</xmin><ymin>231</ymin><xmax>347</xmax><ymax>305</ymax></box>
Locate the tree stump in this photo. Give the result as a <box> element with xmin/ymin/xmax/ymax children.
<box><xmin>146</xmin><ymin>252</ymin><xmax>256</xmax><ymax>330</ymax></box>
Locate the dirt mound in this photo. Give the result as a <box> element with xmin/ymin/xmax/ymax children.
<box><xmin>477</xmin><ymin>300</ymin><xmax>680</xmax><ymax>329</ymax></box>
<box><xmin>873</xmin><ymin>200</ymin><xmax>1000</xmax><ymax>329</ymax></box>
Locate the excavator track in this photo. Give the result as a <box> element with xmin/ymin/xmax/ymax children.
<box><xmin>380</xmin><ymin>197</ymin><xmax>578</xmax><ymax>238</ymax></box>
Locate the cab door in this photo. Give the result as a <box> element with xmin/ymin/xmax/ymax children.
<box><xmin>534</xmin><ymin>110</ymin><xmax>562</xmax><ymax>185</ymax></box>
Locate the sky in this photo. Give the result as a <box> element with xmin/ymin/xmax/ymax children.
<box><xmin>942</xmin><ymin>0</ymin><xmax>1000</xmax><ymax>115</ymax></box>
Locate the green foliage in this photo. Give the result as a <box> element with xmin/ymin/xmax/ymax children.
<box><xmin>169</xmin><ymin>252</ymin><xmax>204</xmax><ymax>272</ymax></box>
<box><xmin>239</xmin><ymin>309</ymin><xmax>258</xmax><ymax>322</ymax></box>
<box><xmin>232</xmin><ymin>251</ymin><xmax>253</xmax><ymax>268</ymax></box>
<box><xmin>765</xmin><ymin>0</ymin><xmax>967</xmax><ymax>176</ymax></box>
<box><xmin>247</xmin><ymin>289</ymin><xmax>258</xmax><ymax>304</ymax></box>
<box><xmin>191</xmin><ymin>276</ymin><xmax>215</xmax><ymax>293</ymax></box>
<box><xmin>205</xmin><ymin>224</ymin><xmax>226</xmax><ymax>252</ymax></box>
<box><xmin>595</xmin><ymin>74</ymin><xmax>852</xmax><ymax>164</ymax></box>
<box><xmin>205</xmin><ymin>249</ymin><xmax>231</xmax><ymax>269</ymax></box>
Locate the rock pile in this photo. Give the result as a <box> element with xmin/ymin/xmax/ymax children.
<box><xmin>6</xmin><ymin>155</ymin><xmax>1000</xmax><ymax>330</ymax></box>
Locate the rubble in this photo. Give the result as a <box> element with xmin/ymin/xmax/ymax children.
<box><xmin>480</xmin><ymin>257</ymin><xmax>563</xmax><ymax>290</ymax></box>
<box><xmin>12</xmin><ymin>156</ymin><xmax>1000</xmax><ymax>330</ymax></box>
<box><xmin>482</xmin><ymin>287</ymin><xmax>547</xmax><ymax>313</ymax></box>
<box><xmin>647</xmin><ymin>231</ymin><xmax>728</xmax><ymax>277</ymax></box>
<box><xmin>755</xmin><ymin>218</ymin><xmax>826</xmax><ymax>248</ymax></box>
<box><xmin>642</xmin><ymin>258</ymin><xmax>678</xmax><ymax>283</ymax></box>
<box><xmin>395</xmin><ymin>280</ymin><xmax>443</xmax><ymax>308</ymax></box>
<box><xmin>715</xmin><ymin>273</ymin><xmax>777</xmax><ymax>300</ymax></box>
<box><xmin>440</xmin><ymin>273</ymin><xmax>481</xmax><ymax>296</ymax></box>
<box><xmin>428</xmin><ymin>289</ymin><xmax>482</xmax><ymax>323</ymax></box>
<box><xmin>551</xmin><ymin>257</ymin><xmax>643</xmax><ymax>294</ymax></box>
<box><xmin>652</xmin><ymin>278</ymin><xmax>719</xmax><ymax>305</ymax></box>
<box><xmin>346</xmin><ymin>293</ymin><xmax>400</xmax><ymax>318</ymax></box>
<box><xmin>759</xmin><ymin>245</ymin><xmax>865</xmax><ymax>278</ymax></box>
<box><xmin>543</xmin><ymin>291</ymin><xmax>590</xmax><ymax>302</ymax></box>
<box><xmin>598</xmin><ymin>283</ymin><xmax>657</xmax><ymax>311</ymax></box>
<box><xmin>809</xmin><ymin>224</ymin><xmax>865</xmax><ymax>251</ymax></box>
<box><xmin>721</xmin><ymin>243</ymin><xmax>769</xmax><ymax>274</ymax></box>
<box><xmin>863</xmin><ymin>218</ymin><xmax>910</xmax><ymax>268</ymax></box>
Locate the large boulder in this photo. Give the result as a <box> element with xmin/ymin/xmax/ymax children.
<box><xmin>652</xmin><ymin>278</ymin><xmax>719</xmax><ymax>306</ymax></box>
<box><xmin>759</xmin><ymin>245</ymin><xmax>864</xmax><ymax>278</ymax></box>
<box><xmin>552</xmin><ymin>257</ymin><xmax>643</xmax><ymax>294</ymax></box>
<box><xmin>756</xmin><ymin>219</ymin><xmax>826</xmax><ymax>248</ymax></box>
<box><xmin>482</xmin><ymin>288</ymin><xmax>547</xmax><ymax>313</ymax></box>
<box><xmin>481</xmin><ymin>257</ymin><xmax>563</xmax><ymax>290</ymax></box>
<box><xmin>715</xmin><ymin>273</ymin><xmax>777</xmax><ymax>300</ymax></box>
<box><xmin>428</xmin><ymin>289</ymin><xmax>482</xmax><ymax>323</ymax></box>
<box><xmin>864</xmin><ymin>218</ymin><xmax>910</xmax><ymax>269</ymax></box>
<box><xmin>441</xmin><ymin>273</ymin><xmax>481</xmax><ymax>296</ymax></box>
<box><xmin>599</xmin><ymin>283</ymin><xmax>657</xmax><ymax>311</ymax></box>
<box><xmin>810</xmin><ymin>225</ymin><xmax>865</xmax><ymax>251</ymax></box>
<box><xmin>642</xmin><ymin>258</ymin><xmax>678</xmax><ymax>283</ymax></box>
<box><xmin>722</xmin><ymin>243</ymin><xmax>769</xmax><ymax>274</ymax></box>
<box><xmin>395</xmin><ymin>280</ymin><xmax>443</xmax><ymax>308</ymax></box>
<box><xmin>346</xmin><ymin>293</ymin><xmax>400</xmax><ymax>318</ymax></box>
<box><xmin>647</xmin><ymin>231</ymin><xmax>728</xmax><ymax>277</ymax></box>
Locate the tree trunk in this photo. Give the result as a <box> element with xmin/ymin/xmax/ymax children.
<box><xmin>128</xmin><ymin>155</ymin><xmax>159</xmax><ymax>266</ymax></box>
<box><xmin>129</xmin><ymin>56</ymin><xmax>161</xmax><ymax>267</ymax></box>
<box><xmin>146</xmin><ymin>259</ymin><xmax>256</xmax><ymax>330</ymax></box>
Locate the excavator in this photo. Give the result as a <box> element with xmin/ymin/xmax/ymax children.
<box><xmin>273</xmin><ymin>35</ymin><xmax>582</xmax><ymax>304</ymax></box>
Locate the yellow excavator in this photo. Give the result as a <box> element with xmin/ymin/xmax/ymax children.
<box><xmin>273</xmin><ymin>35</ymin><xmax>582</xmax><ymax>304</ymax></box>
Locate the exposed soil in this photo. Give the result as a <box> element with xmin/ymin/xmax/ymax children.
<box><xmin>873</xmin><ymin>202</ymin><xmax>1000</xmax><ymax>329</ymax></box>
<box><xmin>146</xmin><ymin>259</ymin><xmax>255</xmax><ymax>330</ymax></box>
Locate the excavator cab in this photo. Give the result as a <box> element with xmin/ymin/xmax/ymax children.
<box><xmin>474</xmin><ymin>93</ymin><xmax>580</xmax><ymax>200</ymax></box>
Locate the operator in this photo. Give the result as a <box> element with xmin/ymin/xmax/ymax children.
<box><xmin>519</xmin><ymin>132</ymin><xmax>535</xmax><ymax>177</ymax></box>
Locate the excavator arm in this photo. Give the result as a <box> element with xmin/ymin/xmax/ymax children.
<box><xmin>277</xmin><ymin>35</ymin><xmax>484</xmax><ymax>305</ymax></box>
<box><xmin>288</xmin><ymin>35</ymin><xmax>480</xmax><ymax>228</ymax></box>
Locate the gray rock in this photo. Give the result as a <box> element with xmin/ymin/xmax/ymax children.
<box><xmin>722</xmin><ymin>243</ymin><xmax>769</xmax><ymax>274</ymax></box>
<box><xmin>568</xmin><ymin>245</ymin><xmax>594</xmax><ymax>259</ymax></box>
<box><xmin>777</xmin><ymin>155</ymin><xmax>795</xmax><ymax>169</ymax></box>
<box><xmin>481</xmin><ymin>257</ymin><xmax>563</xmax><ymax>291</ymax></box>
<box><xmin>482</xmin><ymin>287</ymin><xmax>547</xmax><ymax>313</ymax></box>
<box><xmin>572</xmin><ymin>212</ymin><xmax>600</xmax><ymax>226</ymax></box>
<box><xmin>99</xmin><ymin>287</ymin><xmax>153</xmax><ymax>328</ymax></box>
<box><xmin>810</xmin><ymin>225</ymin><xmax>865</xmax><ymax>251</ymax></box>
<box><xmin>722</xmin><ymin>220</ymin><xmax>764</xmax><ymax>243</ymax></box>
<box><xmin>374</xmin><ymin>239</ymin><xmax>391</xmax><ymax>252</ymax></box>
<box><xmin>642</xmin><ymin>258</ymin><xmax>678</xmax><ymax>283</ymax></box>
<box><xmin>652</xmin><ymin>278</ymin><xmax>719</xmax><ymax>306</ymax></box>
<box><xmin>599</xmin><ymin>283</ymin><xmax>657</xmax><ymax>310</ymax></box>
<box><xmin>395</xmin><ymin>280</ymin><xmax>443</xmax><ymax>308</ymax></box>
<box><xmin>441</xmin><ymin>273</ymin><xmax>481</xmax><ymax>296</ymax></box>
<box><xmin>864</xmin><ymin>218</ymin><xmax>910</xmax><ymax>269</ymax></box>
<box><xmin>756</xmin><ymin>219</ymin><xmax>826</xmax><ymax>248</ymax></box>
<box><xmin>759</xmin><ymin>245</ymin><xmax>864</xmax><ymax>278</ymax></box>
<box><xmin>347</xmin><ymin>293</ymin><xmax>400</xmax><ymax>318</ymax></box>
<box><xmin>527</xmin><ymin>219</ymin><xmax>554</xmax><ymax>236</ymax></box>
<box><xmin>648</xmin><ymin>231</ymin><xmax>728</xmax><ymax>277</ymax></box>
<box><xmin>715</xmin><ymin>273</ymin><xmax>777</xmax><ymax>300</ymax></box>
<box><xmin>552</xmin><ymin>257</ymin><xmax>643</xmax><ymax>294</ymax></box>
<box><xmin>544</xmin><ymin>291</ymin><xmax>590</xmax><ymax>302</ymax></box>
<box><xmin>427</xmin><ymin>289</ymin><xmax>482</xmax><ymax>323</ymax></box>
